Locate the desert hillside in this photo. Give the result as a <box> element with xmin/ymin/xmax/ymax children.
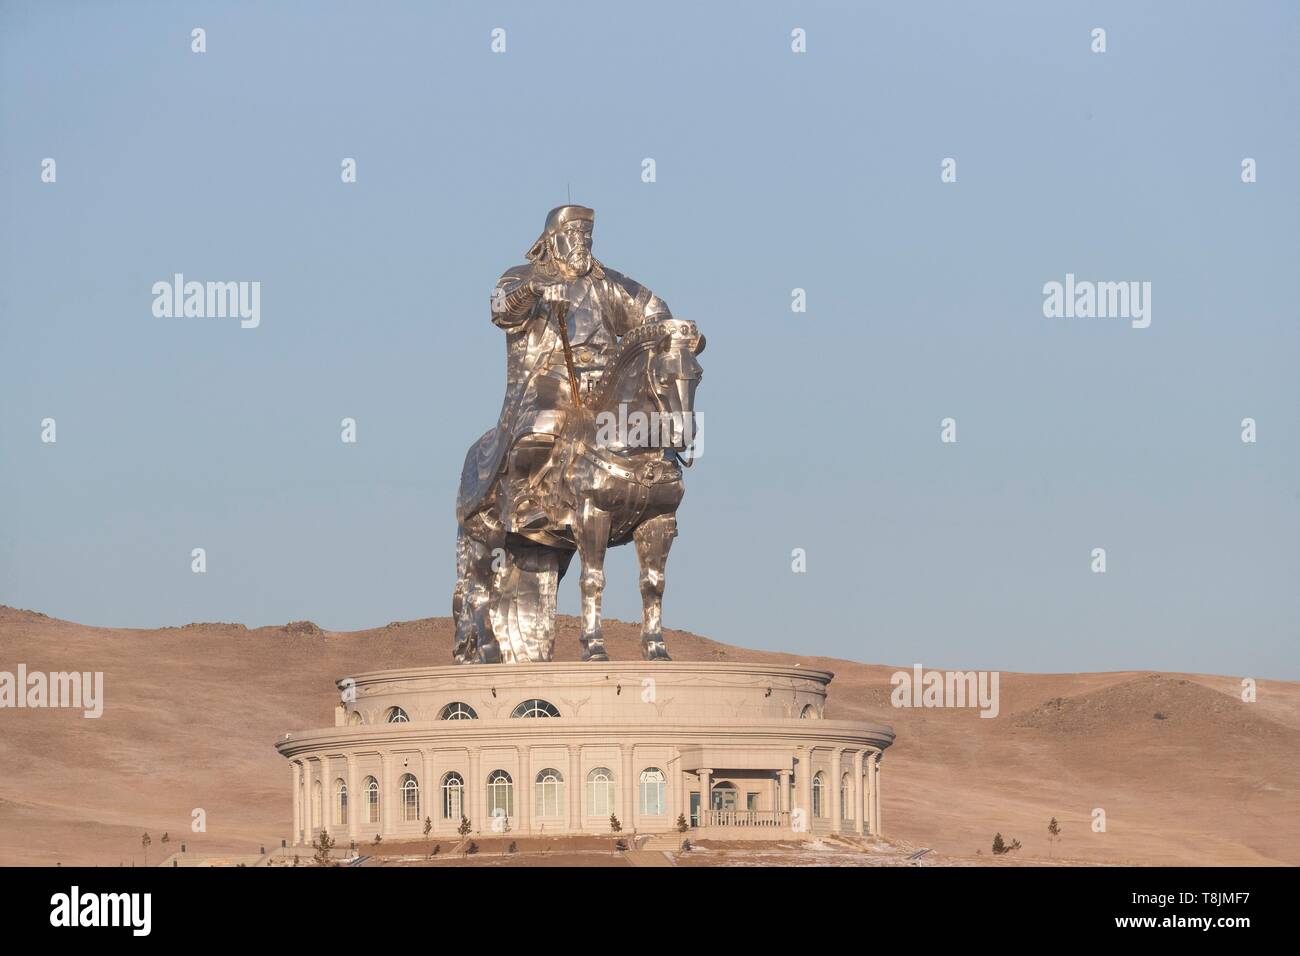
<box><xmin>0</xmin><ymin>605</ymin><xmax>1296</xmax><ymax>866</ymax></box>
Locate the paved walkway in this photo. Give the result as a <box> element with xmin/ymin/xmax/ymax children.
<box><xmin>624</xmin><ymin>850</ymin><xmax>675</xmax><ymax>867</ymax></box>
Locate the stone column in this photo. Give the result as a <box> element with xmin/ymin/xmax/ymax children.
<box><xmin>671</xmin><ymin>750</ymin><xmax>684</xmax><ymax>827</ymax></box>
<box><xmin>852</xmin><ymin>751</ymin><xmax>865</xmax><ymax>836</ymax></box>
<box><xmin>865</xmin><ymin>751</ymin><xmax>877</xmax><ymax>836</ymax></box>
<box><xmin>829</xmin><ymin>749</ymin><xmax>843</xmax><ymax>834</ymax></box>
<box><xmin>698</xmin><ymin>768</ymin><xmax>713</xmax><ymax>827</ymax></box>
<box><xmin>795</xmin><ymin>748</ymin><xmax>811</xmax><ymax>831</ymax></box>
<box><xmin>519</xmin><ymin>746</ymin><xmax>531</xmax><ymax>834</ymax></box>
<box><xmin>291</xmin><ymin>761</ymin><xmax>302</xmax><ymax>845</ymax></box>
<box><xmin>318</xmin><ymin>759</ymin><xmax>332</xmax><ymax>842</ymax></box>
<box><xmin>777</xmin><ymin>769</ymin><xmax>792</xmax><ymax>817</ymax></box>
<box><xmin>379</xmin><ymin>753</ymin><xmax>394</xmax><ymax>837</ymax></box>
<box><xmin>303</xmin><ymin>760</ymin><xmax>315</xmax><ymax>839</ymax></box>
<box><xmin>567</xmin><ymin>745</ymin><xmax>580</xmax><ymax>833</ymax></box>
<box><xmin>468</xmin><ymin>747</ymin><xmax>482</xmax><ymax>834</ymax></box>
<box><xmin>620</xmin><ymin>745</ymin><xmax>634</xmax><ymax>832</ymax></box>
<box><xmin>421</xmin><ymin>750</ymin><xmax>435</xmax><ymax>833</ymax></box>
<box><xmin>346</xmin><ymin>754</ymin><xmax>359</xmax><ymax>844</ymax></box>
<box><xmin>873</xmin><ymin>753</ymin><xmax>882</xmax><ymax>837</ymax></box>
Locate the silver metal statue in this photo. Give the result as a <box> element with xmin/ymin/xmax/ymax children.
<box><xmin>453</xmin><ymin>205</ymin><xmax>704</xmax><ymax>664</ymax></box>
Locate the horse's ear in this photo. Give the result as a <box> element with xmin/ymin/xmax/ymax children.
<box><xmin>693</xmin><ymin>333</ymin><xmax>707</xmax><ymax>355</ymax></box>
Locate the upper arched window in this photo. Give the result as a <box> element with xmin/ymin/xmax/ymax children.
<box><xmin>386</xmin><ymin>706</ymin><xmax>410</xmax><ymax>723</ymax></box>
<box><xmin>511</xmin><ymin>699</ymin><xmax>559</xmax><ymax>719</ymax></box>
<box><xmin>534</xmin><ymin>768</ymin><xmax>565</xmax><ymax>818</ymax></box>
<box><xmin>349</xmin><ymin>711</ymin><xmax>363</xmax><ymax>726</ymax></box>
<box><xmin>639</xmin><ymin>768</ymin><xmax>667</xmax><ymax>816</ymax></box>
<box><xmin>812</xmin><ymin>772</ymin><xmax>826</xmax><ymax>818</ymax></box>
<box><xmin>587</xmin><ymin>767</ymin><xmax>614</xmax><ymax>818</ymax></box>
<box><xmin>335</xmin><ymin>779</ymin><xmax>348</xmax><ymax>826</ymax></box>
<box><xmin>799</xmin><ymin>704</ymin><xmax>820</xmax><ymax>719</ymax></box>
<box><xmin>364</xmin><ymin>775</ymin><xmax>380</xmax><ymax>824</ymax></box>
<box><xmin>441</xmin><ymin>772</ymin><xmax>464</xmax><ymax>821</ymax></box>
<box><xmin>439</xmin><ymin>701</ymin><xmax>478</xmax><ymax>720</ymax></box>
<box><xmin>399</xmin><ymin>773</ymin><xmax>420</xmax><ymax>822</ymax></box>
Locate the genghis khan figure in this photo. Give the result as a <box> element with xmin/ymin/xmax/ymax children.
<box><xmin>457</xmin><ymin>204</ymin><xmax>675</xmax><ymax>536</ymax></box>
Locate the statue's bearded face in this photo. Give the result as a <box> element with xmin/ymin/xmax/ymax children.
<box><xmin>550</xmin><ymin>220</ymin><xmax>593</xmax><ymax>276</ymax></box>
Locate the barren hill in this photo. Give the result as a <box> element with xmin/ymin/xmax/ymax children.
<box><xmin>0</xmin><ymin>606</ymin><xmax>1296</xmax><ymax>866</ymax></box>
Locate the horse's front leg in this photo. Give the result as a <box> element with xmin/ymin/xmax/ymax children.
<box><xmin>634</xmin><ymin>514</ymin><xmax>676</xmax><ymax>661</ymax></box>
<box><xmin>573</xmin><ymin>498</ymin><xmax>612</xmax><ymax>662</ymax></box>
<box><xmin>460</xmin><ymin>533</ymin><xmax>503</xmax><ymax>663</ymax></box>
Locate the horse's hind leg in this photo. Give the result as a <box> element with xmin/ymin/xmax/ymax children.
<box><xmin>634</xmin><ymin>514</ymin><xmax>677</xmax><ymax>661</ymax></box>
<box><xmin>455</xmin><ymin>529</ymin><xmax>502</xmax><ymax>664</ymax></box>
<box><xmin>573</xmin><ymin>498</ymin><xmax>612</xmax><ymax>662</ymax></box>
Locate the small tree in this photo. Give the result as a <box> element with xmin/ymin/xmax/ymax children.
<box><xmin>141</xmin><ymin>833</ymin><xmax>151</xmax><ymax>867</ymax></box>
<box><xmin>675</xmin><ymin>812</ymin><xmax>689</xmax><ymax>833</ymax></box>
<box><xmin>372</xmin><ymin>833</ymin><xmax>382</xmax><ymax>847</ymax></box>
<box><xmin>458</xmin><ymin>815</ymin><xmax>472</xmax><ymax>838</ymax></box>
<box><xmin>1047</xmin><ymin>817</ymin><xmax>1061</xmax><ymax>857</ymax></box>
<box><xmin>508</xmin><ymin>841</ymin><xmax>518</xmax><ymax>854</ymax></box>
<box><xmin>609</xmin><ymin>814</ymin><xmax>622</xmax><ymax>834</ymax></box>
<box><xmin>160</xmin><ymin>832</ymin><xmax>170</xmax><ymax>851</ymax></box>
<box><xmin>423</xmin><ymin>816</ymin><xmax>433</xmax><ymax>858</ymax></box>
<box><xmin>312</xmin><ymin>828</ymin><xmax>336</xmax><ymax>866</ymax></box>
<box><xmin>992</xmin><ymin>832</ymin><xmax>1007</xmax><ymax>855</ymax></box>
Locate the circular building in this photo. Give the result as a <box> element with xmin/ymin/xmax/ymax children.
<box><xmin>276</xmin><ymin>660</ymin><xmax>894</xmax><ymax>845</ymax></box>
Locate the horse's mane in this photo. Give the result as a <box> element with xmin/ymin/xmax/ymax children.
<box><xmin>588</xmin><ymin>319</ymin><xmax>698</xmax><ymax>411</ymax></box>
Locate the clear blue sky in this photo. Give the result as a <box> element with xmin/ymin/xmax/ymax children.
<box><xmin>2</xmin><ymin>1</ymin><xmax>1296</xmax><ymax>678</ymax></box>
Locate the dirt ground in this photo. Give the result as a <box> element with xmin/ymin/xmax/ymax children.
<box><xmin>2</xmin><ymin>606</ymin><xmax>1296</xmax><ymax>867</ymax></box>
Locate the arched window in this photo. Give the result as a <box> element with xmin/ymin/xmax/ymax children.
<box><xmin>710</xmin><ymin>781</ymin><xmax>737</xmax><ymax>812</ymax></box>
<box><xmin>487</xmin><ymin>770</ymin><xmax>514</xmax><ymax>820</ymax></box>
<box><xmin>587</xmin><ymin>767</ymin><xmax>614</xmax><ymax>818</ymax></box>
<box><xmin>800</xmin><ymin>704</ymin><xmax>820</xmax><ymax>719</ymax></box>
<box><xmin>534</xmin><ymin>768</ymin><xmax>565</xmax><ymax>818</ymax></box>
<box><xmin>399</xmin><ymin>773</ymin><xmax>420</xmax><ymax>822</ymax></box>
<box><xmin>335</xmin><ymin>779</ymin><xmax>348</xmax><ymax>826</ymax></box>
<box><xmin>349</xmin><ymin>711</ymin><xmax>363</xmax><ymax>726</ymax></box>
<box><xmin>639</xmin><ymin>768</ymin><xmax>666</xmax><ymax>816</ymax></box>
<box><xmin>841</xmin><ymin>772</ymin><xmax>852</xmax><ymax>821</ymax></box>
<box><xmin>812</xmin><ymin>772</ymin><xmax>826</xmax><ymax>818</ymax></box>
<box><xmin>439</xmin><ymin>701</ymin><xmax>478</xmax><ymax>720</ymax></box>
<box><xmin>386</xmin><ymin>706</ymin><xmax>409</xmax><ymax>724</ymax></box>
<box><xmin>510</xmin><ymin>699</ymin><xmax>559</xmax><ymax>719</ymax></box>
<box><xmin>364</xmin><ymin>775</ymin><xmax>380</xmax><ymax>824</ymax></box>
<box><xmin>441</xmin><ymin>772</ymin><xmax>464</xmax><ymax>821</ymax></box>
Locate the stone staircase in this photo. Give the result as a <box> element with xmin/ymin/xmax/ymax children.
<box><xmin>639</xmin><ymin>833</ymin><xmax>689</xmax><ymax>852</ymax></box>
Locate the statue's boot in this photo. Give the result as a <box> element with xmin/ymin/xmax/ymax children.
<box><xmin>506</xmin><ymin>436</ymin><xmax>557</xmax><ymax>532</ymax></box>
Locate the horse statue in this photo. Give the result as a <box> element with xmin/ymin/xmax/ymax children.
<box><xmin>453</xmin><ymin>311</ymin><xmax>704</xmax><ymax>664</ymax></box>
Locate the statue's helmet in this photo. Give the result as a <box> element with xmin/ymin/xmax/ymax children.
<box><xmin>526</xmin><ymin>204</ymin><xmax>595</xmax><ymax>263</ymax></box>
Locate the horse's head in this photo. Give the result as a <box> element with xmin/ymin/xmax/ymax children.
<box><xmin>589</xmin><ymin>318</ymin><xmax>705</xmax><ymax>456</ymax></box>
<box><xmin>647</xmin><ymin>320</ymin><xmax>704</xmax><ymax>450</ymax></box>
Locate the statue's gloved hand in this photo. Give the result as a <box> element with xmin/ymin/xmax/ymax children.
<box><xmin>528</xmin><ymin>278</ymin><xmax>569</xmax><ymax>304</ymax></box>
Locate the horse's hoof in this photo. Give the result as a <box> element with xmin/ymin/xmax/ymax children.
<box><xmin>581</xmin><ymin>642</ymin><xmax>610</xmax><ymax>662</ymax></box>
<box><xmin>642</xmin><ymin>642</ymin><xmax>671</xmax><ymax>661</ymax></box>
